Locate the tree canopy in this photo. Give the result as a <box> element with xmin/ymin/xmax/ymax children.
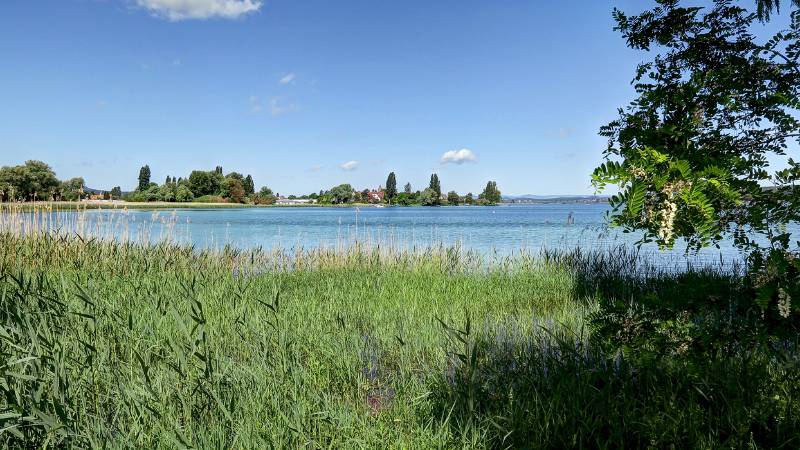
<box><xmin>592</xmin><ymin>1</ymin><xmax>800</xmax><ymax>253</ymax></box>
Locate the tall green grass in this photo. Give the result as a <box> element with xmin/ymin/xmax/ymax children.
<box><xmin>1</xmin><ymin>231</ymin><xmax>798</xmax><ymax>448</ymax></box>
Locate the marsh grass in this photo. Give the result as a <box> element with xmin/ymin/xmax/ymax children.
<box><xmin>1</xmin><ymin>208</ymin><xmax>799</xmax><ymax>448</ymax></box>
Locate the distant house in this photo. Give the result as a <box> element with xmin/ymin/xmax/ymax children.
<box><xmin>367</xmin><ymin>190</ymin><xmax>385</xmax><ymax>202</ymax></box>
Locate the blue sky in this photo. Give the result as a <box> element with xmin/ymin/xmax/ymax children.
<box><xmin>0</xmin><ymin>0</ymin><xmax>794</xmax><ymax>195</ymax></box>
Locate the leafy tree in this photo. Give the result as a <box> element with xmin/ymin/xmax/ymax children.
<box><xmin>158</xmin><ymin>184</ymin><xmax>176</xmax><ymax>202</ymax></box>
<box><xmin>385</xmin><ymin>172</ymin><xmax>397</xmax><ymax>203</ymax></box>
<box><xmin>144</xmin><ymin>184</ymin><xmax>161</xmax><ymax>202</ymax></box>
<box><xmin>215</xmin><ymin>166</ymin><xmax>223</xmax><ymax>175</ymax></box>
<box><xmin>419</xmin><ymin>188</ymin><xmax>438</xmax><ymax>206</ymax></box>
<box><xmin>137</xmin><ymin>165</ymin><xmax>151</xmax><ymax>192</ymax></box>
<box><xmin>330</xmin><ymin>184</ymin><xmax>354</xmax><ymax>204</ymax></box>
<box><xmin>755</xmin><ymin>0</ymin><xmax>799</xmax><ymax>20</ymax></box>
<box><xmin>60</xmin><ymin>177</ymin><xmax>85</xmax><ymax>201</ymax></box>
<box><xmin>165</xmin><ymin>175</ymin><xmax>172</xmax><ymax>185</ymax></box>
<box><xmin>447</xmin><ymin>191</ymin><xmax>460</xmax><ymax>205</ymax></box>
<box><xmin>429</xmin><ymin>174</ymin><xmax>441</xmax><ymax>205</ymax></box>
<box><xmin>244</xmin><ymin>175</ymin><xmax>255</xmax><ymax>196</ymax></box>
<box><xmin>227</xmin><ymin>178</ymin><xmax>246</xmax><ymax>203</ymax></box>
<box><xmin>176</xmin><ymin>185</ymin><xmax>194</xmax><ymax>202</ymax></box>
<box><xmin>188</xmin><ymin>171</ymin><xmax>221</xmax><ymax>197</ymax></box>
<box><xmin>593</xmin><ymin>1</ymin><xmax>800</xmax><ymax>252</ymax></box>
<box><xmin>593</xmin><ymin>1</ymin><xmax>800</xmax><ymax>331</ymax></box>
<box><xmin>254</xmin><ymin>186</ymin><xmax>276</xmax><ymax>205</ymax></box>
<box><xmin>0</xmin><ymin>161</ymin><xmax>60</xmax><ymax>201</ymax></box>
<box><xmin>465</xmin><ymin>192</ymin><xmax>474</xmax><ymax>205</ymax></box>
<box><xmin>110</xmin><ymin>186</ymin><xmax>122</xmax><ymax>200</ymax></box>
<box><xmin>479</xmin><ymin>181</ymin><xmax>502</xmax><ymax>204</ymax></box>
<box><xmin>404</xmin><ymin>182</ymin><xmax>412</xmax><ymax>194</ymax></box>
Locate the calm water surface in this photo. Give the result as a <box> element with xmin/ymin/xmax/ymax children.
<box><xmin>64</xmin><ymin>203</ymin><xmax>798</xmax><ymax>267</ymax></box>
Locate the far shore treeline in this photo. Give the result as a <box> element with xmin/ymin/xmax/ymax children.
<box><xmin>0</xmin><ymin>160</ymin><xmax>503</xmax><ymax>206</ymax></box>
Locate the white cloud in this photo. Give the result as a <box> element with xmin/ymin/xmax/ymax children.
<box><xmin>279</xmin><ymin>73</ymin><xmax>296</xmax><ymax>84</ymax></box>
<box><xmin>340</xmin><ymin>160</ymin><xmax>359</xmax><ymax>171</ymax></box>
<box><xmin>135</xmin><ymin>0</ymin><xmax>262</xmax><ymax>21</ymax></box>
<box><xmin>440</xmin><ymin>148</ymin><xmax>477</xmax><ymax>165</ymax></box>
<box><xmin>309</xmin><ymin>165</ymin><xmax>323</xmax><ymax>172</ymax></box>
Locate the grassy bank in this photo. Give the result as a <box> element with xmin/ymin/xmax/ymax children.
<box><xmin>1</xmin><ymin>234</ymin><xmax>799</xmax><ymax>448</ymax></box>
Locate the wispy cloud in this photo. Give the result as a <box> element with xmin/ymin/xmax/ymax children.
<box><xmin>269</xmin><ymin>97</ymin><xmax>298</xmax><ymax>116</ymax></box>
<box><xmin>279</xmin><ymin>72</ymin><xmax>296</xmax><ymax>85</ymax></box>
<box><xmin>248</xmin><ymin>95</ymin><xmax>262</xmax><ymax>113</ymax></box>
<box><xmin>340</xmin><ymin>160</ymin><xmax>359</xmax><ymax>171</ymax></box>
<box><xmin>309</xmin><ymin>165</ymin><xmax>323</xmax><ymax>172</ymax></box>
<box><xmin>440</xmin><ymin>148</ymin><xmax>477</xmax><ymax>165</ymax></box>
<box><xmin>135</xmin><ymin>0</ymin><xmax>262</xmax><ymax>21</ymax></box>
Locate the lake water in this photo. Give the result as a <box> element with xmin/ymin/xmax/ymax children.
<box><xmin>36</xmin><ymin>203</ymin><xmax>796</xmax><ymax>268</ymax></box>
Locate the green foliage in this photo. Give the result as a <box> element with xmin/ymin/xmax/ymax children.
<box><xmin>227</xmin><ymin>178</ymin><xmax>246</xmax><ymax>204</ymax></box>
<box><xmin>0</xmin><ymin>160</ymin><xmax>60</xmax><ymax>201</ymax></box>
<box><xmin>137</xmin><ymin>165</ymin><xmax>151</xmax><ymax>192</ymax></box>
<box><xmin>428</xmin><ymin>174</ymin><xmax>441</xmax><ymax>204</ymax></box>
<box><xmin>188</xmin><ymin>170</ymin><xmax>222</xmax><ymax>198</ymax></box>
<box><xmin>385</xmin><ymin>172</ymin><xmax>397</xmax><ymax>202</ymax></box>
<box><xmin>59</xmin><ymin>177</ymin><xmax>85</xmax><ymax>201</ymax></box>
<box><xmin>419</xmin><ymin>188</ymin><xmax>438</xmax><ymax>206</ymax></box>
<box><xmin>593</xmin><ymin>1</ymin><xmax>800</xmax><ymax>333</ymax></box>
<box><xmin>594</xmin><ymin>2</ymin><xmax>800</xmax><ymax>254</ymax></box>
<box><xmin>478</xmin><ymin>181</ymin><xmax>501</xmax><ymax>205</ymax></box>
<box><xmin>329</xmin><ymin>184</ymin><xmax>354</xmax><ymax>204</ymax></box>
<box><xmin>1</xmin><ymin>232</ymin><xmax>799</xmax><ymax>448</ymax></box>
<box><xmin>756</xmin><ymin>0</ymin><xmax>800</xmax><ymax>21</ymax></box>
<box><xmin>447</xmin><ymin>191</ymin><xmax>460</xmax><ymax>205</ymax></box>
<box><xmin>176</xmin><ymin>185</ymin><xmax>194</xmax><ymax>202</ymax></box>
<box><xmin>243</xmin><ymin>175</ymin><xmax>255</xmax><ymax>197</ymax></box>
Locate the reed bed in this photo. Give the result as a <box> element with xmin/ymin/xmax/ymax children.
<box><xmin>2</xmin><ymin>206</ymin><xmax>799</xmax><ymax>448</ymax></box>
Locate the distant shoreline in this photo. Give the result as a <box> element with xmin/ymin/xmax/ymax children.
<box><xmin>3</xmin><ymin>200</ymin><xmax>608</xmax><ymax>211</ymax></box>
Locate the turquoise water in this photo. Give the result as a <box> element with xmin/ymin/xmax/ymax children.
<box><xmin>54</xmin><ymin>203</ymin><xmax>796</xmax><ymax>267</ymax></box>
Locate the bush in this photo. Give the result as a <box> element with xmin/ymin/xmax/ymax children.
<box><xmin>194</xmin><ymin>195</ymin><xmax>227</xmax><ymax>203</ymax></box>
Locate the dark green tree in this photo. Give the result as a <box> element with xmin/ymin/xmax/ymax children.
<box><xmin>330</xmin><ymin>184</ymin><xmax>354</xmax><ymax>204</ymax></box>
<box><xmin>447</xmin><ymin>191</ymin><xmax>460</xmax><ymax>205</ymax></box>
<box><xmin>479</xmin><ymin>181</ymin><xmax>501</xmax><ymax>204</ymax></box>
<box><xmin>385</xmin><ymin>172</ymin><xmax>397</xmax><ymax>203</ymax></box>
<box><xmin>0</xmin><ymin>160</ymin><xmax>60</xmax><ymax>200</ymax></box>
<box><xmin>110</xmin><ymin>186</ymin><xmax>122</xmax><ymax>199</ymax></box>
<box><xmin>429</xmin><ymin>174</ymin><xmax>441</xmax><ymax>205</ymax></box>
<box><xmin>137</xmin><ymin>165</ymin><xmax>151</xmax><ymax>192</ymax></box>
<box><xmin>404</xmin><ymin>182</ymin><xmax>412</xmax><ymax>194</ymax></box>
<box><xmin>215</xmin><ymin>166</ymin><xmax>223</xmax><ymax>175</ymax></box>
<box><xmin>188</xmin><ymin>170</ymin><xmax>220</xmax><ymax>197</ymax></box>
<box><xmin>244</xmin><ymin>175</ymin><xmax>255</xmax><ymax>196</ymax></box>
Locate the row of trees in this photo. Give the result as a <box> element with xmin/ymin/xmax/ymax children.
<box><xmin>0</xmin><ymin>160</ymin><xmax>121</xmax><ymax>202</ymax></box>
<box><xmin>384</xmin><ymin>172</ymin><xmax>501</xmax><ymax>206</ymax></box>
<box><xmin>129</xmin><ymin>165</ymin><xmax>266</xmax><ymax>204</ymax></box>
<box><xmin>313</xmin><ymin>173</ymin><xmax>502</xmax><ymax>206</ymax></box>
<box><xmin>0</xmin><ymin>161</ymin><xmax>502</xmax><ymax>207</ymax></box>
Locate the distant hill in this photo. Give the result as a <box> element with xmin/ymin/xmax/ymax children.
<box><xmin>502</xmin><ymin>194</ymin><xmax>610</xmax><ymax>204</ymax></box>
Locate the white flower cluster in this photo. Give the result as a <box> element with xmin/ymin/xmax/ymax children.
<box><xmin>778</xmin><ymin>288</ymin><xmax>792</xmax><ymax>318</ymax></box>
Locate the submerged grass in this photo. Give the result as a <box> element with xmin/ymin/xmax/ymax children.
<box><xmin>1</xmin><ymin>231</ymin><xmax>799</xmax><ymax>448</ymax></box>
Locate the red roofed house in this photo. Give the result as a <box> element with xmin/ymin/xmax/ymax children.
<box><xmin>367</xmin><ymin>190</ymin><xmax>385</xmax><ymax>203</ymax></box>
